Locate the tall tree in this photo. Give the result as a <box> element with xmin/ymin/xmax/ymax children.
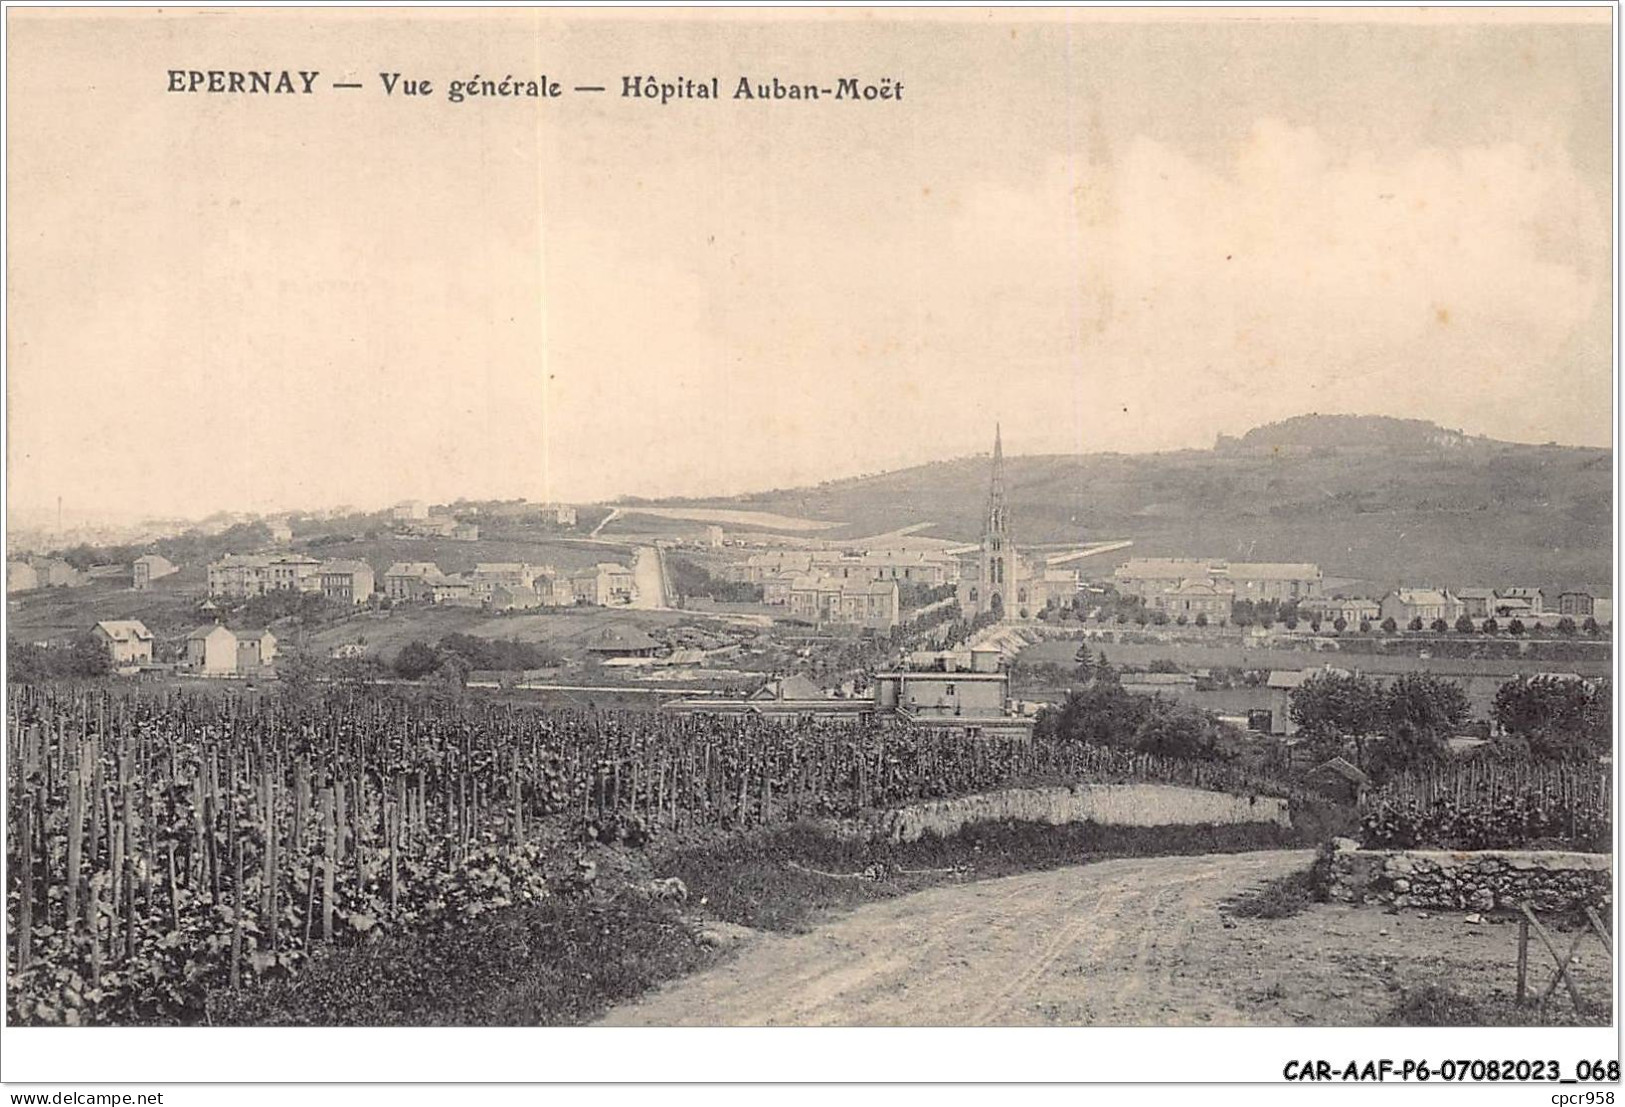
<box><xmin>1493</xmin><ymin>675</ymin><xmax>1609</xmax><ymax>760</ymax></box>
<box><xmin>1289</xmin><ymin>671</ymin><xmax>1382</xmax><ymax>765</ymax></box>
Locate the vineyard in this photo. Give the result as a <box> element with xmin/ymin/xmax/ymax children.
<box><xmin>1359</xmin><ymin>760</ymin><xmax>1612</xmax><ymax>852</ymax></box>
<box><xmin>5</xmin><ymin>684</ymin><xmax>1309</xmax><ymax>1025</ymax></box>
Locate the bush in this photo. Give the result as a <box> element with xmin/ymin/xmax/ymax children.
<box><xmin>1380</xmin><ymin>984</ymin><xmax>1605</xmax><ymax>1027</ymax></box>
<box><xmin>438</xmin><ymin>634</ymin><xmax>560</xmax><ymax>672</ymax></box>
<box><xmin>392</xmin><ymin>640</ymin><xmax>441</xmax><ymax>681</ymax></box>
<box><xmin>10</xmin><ymin>634</ymin><xmax>112</xmax><ymax>680</ymax></box>
<box><xmin>1360</xmin><ymin>791</ymin><xmax>1609</xmax><ymax>852</ymax></box>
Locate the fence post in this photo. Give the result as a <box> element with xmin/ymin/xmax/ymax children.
<box><xmin>1516</xmin><ymin>914</ymin><xmax>1529</xmax><ymax>1004</ymax></box>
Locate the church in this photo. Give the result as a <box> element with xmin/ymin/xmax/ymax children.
<box><xmin>956</xmin><ymin>426</ymin><xmax>1067</xmax><ymax>622</ymax></box>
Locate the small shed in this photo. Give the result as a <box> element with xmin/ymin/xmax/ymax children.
<box><xmin>1304</xmin><ymin>756</ymin><xmax>1371</xmax><ymax>804</ymax></box>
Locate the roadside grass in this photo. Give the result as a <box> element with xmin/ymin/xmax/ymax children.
<box><xmin>1221</xmin><ymin>866</ymin><xmax>1322</xmax><ymax>920</ymax></box>
<box><xmin>208</xmin><ymin>887</ymin><xmax>715</xmax><ymax>1027</ymax></box>
<box><xmin>1382</xmin><ymin>983</ymin><xmax>1609</xmax><ymax>1027</ymax></box>
<box><xmin>662</xmin><ymin>818</ymin><xmax>1304</xmax><ymax>933</ymax></box>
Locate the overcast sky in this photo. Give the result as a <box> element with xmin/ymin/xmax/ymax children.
<box><xmin>7</xmin><ymin>9</ymin><xmax>1612</xmax><ymax>522</ymax></box>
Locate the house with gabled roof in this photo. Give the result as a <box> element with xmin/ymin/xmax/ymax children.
<box><xmin>384</xmin><ymin>562</ymin><xmax>441</xmax><ymax>602</ymax></box>
<box><xmin>132</xmin><ymin>554</ymin><xmax>178</xmax><ymax>591</ymax></box>
<box><xmin>186</xmin><ymin>624</ymin><xmax>239</xmax><ymax>675</ymax></box>
<box><xmin>1380</xmin><ymin>588</ymin><xmax>1462</xmax><ymax>626</ymax></box>
<box><xmin>92</xmin><ymin>620</ymin><xmax>154</xmax><ymax>665</ymax></box>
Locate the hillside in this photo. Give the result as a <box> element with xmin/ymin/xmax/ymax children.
<box><xmin>635</xmin><ymin>416</ymin><xmax>1612</xmax><ymax>594</ymax></box>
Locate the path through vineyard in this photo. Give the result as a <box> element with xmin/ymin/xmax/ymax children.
<box><xmin>604</xmin><ymin>850</ymin><xmax>1316</xmax><ymax>1025</ymax></box>
<box><xmin>602</xmin><ymin>846</ymin><xmax>1611</xmax><ymax>1027</ymax></box>
<box><xmin>605</xmin><ymin>847</ymin><xmax>1611</xmax><ymax>1026</ymax></box>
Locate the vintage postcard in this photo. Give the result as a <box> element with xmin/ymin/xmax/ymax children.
<box><xmin>2</xmin><ymin>3</ymin><xmax>1616</xmax><ymax>1093</ymax></box>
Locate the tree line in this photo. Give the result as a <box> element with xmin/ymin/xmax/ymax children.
<box><xmin>1288</xmin><ymin>670</ymin><xmax>1609</xmax><ymax>780</ymax></box>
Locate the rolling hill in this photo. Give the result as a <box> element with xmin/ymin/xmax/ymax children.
<box><xmin>629</xmin><ymin>416</ymin><xmax>1613</xmax><ymax>595</ymax></box>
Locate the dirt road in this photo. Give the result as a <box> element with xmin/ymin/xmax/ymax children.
<box><xmin>629</xmin><ymin>545</ymin><xmax>668</xmax><ymax>609</ymax></box>
<box><xmin>602</xmin><ymin>849</ymin><xmax>1612</xmax><ymax>1026</ymax></box>
<box><xmin>603</xmin><ymin>850</ymin><xmax>1313</xmax><ymax>1026</ymax></box>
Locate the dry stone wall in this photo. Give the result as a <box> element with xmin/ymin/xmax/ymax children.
<box><xmin>826</xmin><ymin>783</ymin><xmax>1291</xmax><ymax>844</ymax></box>
<box><xmin>1326</xmin><ymin>839</ymin><xmax>1612</xmax><ymax>913</ymax></box>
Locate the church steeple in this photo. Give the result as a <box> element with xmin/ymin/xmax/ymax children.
<box><xmin>987</xmin><ymin>423</ymin><xmax>1007</xmax><ymax>536</ymax></box>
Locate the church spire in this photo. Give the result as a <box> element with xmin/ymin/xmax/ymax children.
<box><xmin>987</xmin><ymin>423</ymin><xmax>1006</xmax><ymax>535</ymax></box>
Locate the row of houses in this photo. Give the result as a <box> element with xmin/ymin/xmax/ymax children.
<box><xmin>91</xmin><ymin>619</ymin><xmax>277</xmax><ymax>677</ymax></box>
<box><xmin>1115</xmin><ymin>559</ymin><xmax>1608</xmax><ymax>627</ymax></box>
<box><xmin>383</xmin><ymin>560</ymin><xmax>637</xmax><ymax>608</ymax></box>
<box><xmin>1318</xmin><ymin>586</ymin><xmax>1609</xmax><ymax>628</ymax></box>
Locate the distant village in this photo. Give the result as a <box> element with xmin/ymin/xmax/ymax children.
<box><xmin>5</xmin><ymin>429</ymin><xmax>1611</xmax><ymax>744</ymax></box>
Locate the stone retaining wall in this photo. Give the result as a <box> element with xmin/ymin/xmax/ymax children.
<box><xmin>825</xmin><ymin>783</ymin><xmax>1292</xmax><ymax>844</ymax></box>
<box><xmin>1326</xmin><ymin>839</ymin><xmax>1612</xmax><ymax>912</ymax></box>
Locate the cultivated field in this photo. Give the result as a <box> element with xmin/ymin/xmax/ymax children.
<box><xmin>8</xmin><ymin>684</ymin><xmax>1310</xmax><ymax>1025</ymax></box>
